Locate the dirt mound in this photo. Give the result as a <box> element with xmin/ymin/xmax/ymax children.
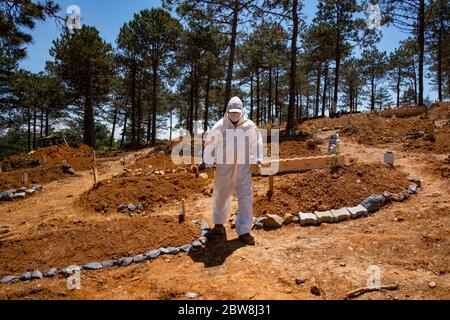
<box><xmin>79</xmin><ymin>172</ymin><xmax>211</xmax><ymax>214</ymax></box>
<box><xmin>1</xmin><ymin>144</ymin><xmax>94</xmax><ymax>172</ymax></box>
<box><xmin>279</xmin><ymin>140</ymin><xmax>322</xmax><ymax>158</ymax></box>
<box><xmin>254</xmin><ymin>163</ymin><xmax>410</xmax><ymax>217</ymax></box>
<box><xmin>0</xmin><ymin>165</ymin><xmax>73</xmax><ymax>190</ymax></box>
<box><xmin>381</xmin><ymin>106</ymin><xmax>427</xmax><ymax>118</ymax></box>
<box><xmin>0</xmin><ymin>216</ymin><xmax>201</xmax><ymax>275</ymax></box>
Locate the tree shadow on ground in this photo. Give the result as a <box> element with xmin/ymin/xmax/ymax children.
<box><xmin>187</xmin><ymin>234</ymin><xmax>246</xmax><ymax>268</ymax></box>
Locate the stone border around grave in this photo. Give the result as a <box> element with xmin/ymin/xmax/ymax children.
<box><xmin>253</xmin><ymin>174</ymin><xmax>421</xmax><ymax>229</ymax></box>
<box><xmin>0</xmin><ymin>221</ymin><xmax>211</xmax><ymax>285</ymax></box>
<box><xmin>0</xmin><ymin>184</ymin><xmax>43</xmax><ymax>202</ymax></box>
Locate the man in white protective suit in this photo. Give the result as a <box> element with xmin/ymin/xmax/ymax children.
<box><xmin>203</xmin><ymin>97</ymin><xmax>263</xmax><ymax>245</ymax></box>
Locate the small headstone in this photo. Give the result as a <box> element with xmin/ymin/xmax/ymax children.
<box><xmin>428</xmin><ymin>282</ymin><xmax>437</xmax><ymax>289</ymax></box>
<box><xmin>384</xmin><ymin>151</ymin><xmax>395</xmax><ymax>166</ymax></box>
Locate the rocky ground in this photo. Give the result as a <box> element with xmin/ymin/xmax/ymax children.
<box><xmin>0</xmin><ymin>106</ymin><xmax>448</xmax><ymax>300</ymax></box>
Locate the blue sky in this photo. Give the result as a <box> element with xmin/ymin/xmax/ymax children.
<box><xmin>19</xmin><ymin>0</ymin><xmax>436</xmax><ymax>100</ymax></box>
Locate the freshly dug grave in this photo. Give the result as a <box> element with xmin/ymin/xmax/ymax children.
<box><xmin>278</xmin><ymin>140</ymin><xmax>322</xmax><ymax>158</ymax></box>
<box><xmin>0</xmin><ymin>216</ymin><xmax>201</xmax><ymax>275</ymax></box>
<box><xmin>129</xmin><ymin>155</ymin><xmax>186</xmax><ymax>172</ymax></box>
<box><xmin>79</xmin><ymin>172</ymin><xmax>211</xmax><ymax>214</ymax></box>
<box><xmin>432</xmin><ymin>156</ymin><xmax>450</xmax><ymax>179</ymax></box>
<box><xmin>0</xmin><ymin>165</ymin><xmax>73</xmax><ymax>190</ymax></box>
<box><xmin>254</xmin><ymin>163</ymin><xmax>410</xmax><ymax>217</ymax></box>
<box><xmin>405</xmin><ymin>126</ymin><xmax>450</xmax><ymax>154</ymax></box>
<box><xmin>0</xmin><ymin>144</ymin><xmax>94</xmax><ymax>172</ymax></box>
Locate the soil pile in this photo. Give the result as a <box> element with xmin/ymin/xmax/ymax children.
<box><xmin>79</xmin><ymin>172</ymin><xmax>211</xmax><ymax>214</ymax></box>
<box><xmin>0</xmin><ymin>216</ymin><xmax>201</xmax><ymax>274</ymax></box>
<box><xmin>254</xmin><ymin>163</ymin><xmax>410</xmax><ymax>216</ymax></box>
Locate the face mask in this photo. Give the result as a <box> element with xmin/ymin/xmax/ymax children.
<box><xmin>228</xmin><ymin>112</ymin><xmax>242</xmax><ymax>123</ymax></box>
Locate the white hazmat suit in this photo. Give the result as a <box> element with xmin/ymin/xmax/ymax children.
<box><xmin>204</xmin><ymin>97</ymin><xmax>263</xmax><ymax>236</ymax></box>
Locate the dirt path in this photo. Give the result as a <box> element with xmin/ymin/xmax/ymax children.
<box><xmin>0</xmin><ymin>139</ymin><xmax>448</xmax><ymax>300</ymax></box>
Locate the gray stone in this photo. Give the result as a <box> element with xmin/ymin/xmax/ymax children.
<box><xmin>14</xmin><ymin>192</ymin><xmax>26</xmax><ymax>199</ymax></box>
<box><xmin>199</xmin><ymin>236</ymin><xmax>208</xmax><ymax>245</ymax></box>
<box><xmin>408</xmin><ymin>183</ymin><xmax>418</xmax><ymax>194</ymax></box>
<box><xmin>159</xmin><ymin>247</ymin><xmax>170</xmax><ymax>254</ymax></box>
<box><xmin>186</xmin><ymin>292</ymin><xmax>198</xmax><ymax>299</ymax></box>
<box><xmin>192</xmin><ymin>240</ymin><xmax>202</xmax><ymax>249</ymax></box>
<box><xmin>25</xmin><ymin>189</ymin><xmax>36</xmax><ymax>196</ymax></box>
<box><xmin>1</xmin><ymin>275</ymin><xmax>17</xmax><ymax>283</ymax></box>
<box><xmin>382</xmin><ymin>191</ymin><xmax>393</xmax><ymax>201</ymax></box>
<box><xmin>19</xmin><ymin>272</ymin><xmax>32</xmax><ymax>281</ymax></box>
<box><xmin>391</xmin><ymin>192</ymin><xmax>405</xmax><ymax>202</ymax></box>
<box><xmin>145</xmin><ymin>249</ymin><xmax>161</xmax><ymax>259</ymax></box>
<box><xmin>179</xmin><ymin>244</ymin><xmax>192</xmax><ymax>253</ymax></box>
<box><xmin>132</xmin><ymin>254</ymin><xmax>146</xmax><ymax>263</ymax></box>
<box><xmin>299</xmin><ymin>212</ymin><xmax>318</xmax><ymax>226</ymax></box>
<box><xmin>83</xmin><ymin>262</ymin><xmax>103</xmax><ymax>270</ymax></box>
<box><xmin>406</xmin><ymin>175</ymin><xmax>421</xmax><ymax>187</ymax></box>
<box><xmin>314</xmin><ymin>211</ymin><xmax>335</xmax><ymax>224</ymax></box>
<box><xmin>361</xmin><ymin>195</ymin><xmax>385</xmax><ymax>213</ymax></box>
<box><xmin>60</xmin><ymin>265</ymin><xmax>81</xmax><ymax>276</ymax></box>
<box><xmin>136</xmin><ymin>203</ymin><xmax>144</xmax><ymax>210</ymax></box>
<box><xmin>201</xmin><ymin>229</ymin><xmax>209</xmax><ymax>237</ymax></box>
<box><xmin>401</xmin><ymin>189</ymin><xmax>410</xmax><ymax>199</ymax></box>
<box><xmin>31</xmin><ymin>270</ymin><xmax>43</xmax><ymax>279</ymax></box>
<box><xmin>101</xmin><ymin>260</ymin><xmax>117</xmax><ymax>268</ymax></box>
<box><xmin>347</xmin><ymin>205</ymin><xmax>369</xmax><ymax>219</ymax></box>
<box><xmin>0</xmin><ymin>191</ymin><xmax>13</xmax><ymax>201</ymax></box>
<box><xmin>118</xmin><ymin>257</ymin><xmax>133</xmax><ymax>266</ymax></box>
<box><xmin>253</xmin><ymin>217</ymin><xmax>265</xmax><ymax>229</ymax></box>
<box><xmin>6</xmin><ymin>189</ymin><xmax>17</xmax><ymax>194</ymax></box>
<box><xmin>264</xmin><ymin>214</ymin><xmax>284</xmax><ymax>228</ymax></box>
<box><xmin>292</xmin><ymin>216</ymin><xmax>300</xmax><ymax>223</ymax></box>
<box><xmin>331</xmin><ymin>208</ymin><xmax>351</xmax><ymax>222</ymax></box>
<box><xmin>199</xmin><ymin>221</ymin><xmax>210</xmax><ymax>231</ymax></box>
<box><xmin>117</xmin><ymin>204</ymin><xmax>127</xmax><ymax>212</ymax></box>
<box><xmin>167</xmin><ymin>247</ymin><xmax>180</xmax><ymax>255</ymax></box>
<box><xmin>32</xmin><ymin>184</ymin><xmax>43</xmax><ymax>191</ymax></box>
<box><xmin>44</xmin><ymin>268</ymin><xmax>58</xmax><ymax>277</ymax></box>
<box><xmin>16</xmin><ymin>187</ymin><xmax>26</xmax><ymax>193</ymax></box>
<box><xmin>429</xmin><ymin>281</ymin><xmax>437</xmax><ymax>289</ymax></box>
<box><xmin>62</xmin><ymin>165</ymin><xmax>75</xmax><ymax>175</ymax></box>
<box><xmin>128</xmin><ymin>204</ymin><xmax>137</xmax><ymax>212</ymax></box>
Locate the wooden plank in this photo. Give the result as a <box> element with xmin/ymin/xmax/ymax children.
<box><xmin>260</xmin><ymin>155</ymin><xmax>345</xmax><ymax>176</ymax></box>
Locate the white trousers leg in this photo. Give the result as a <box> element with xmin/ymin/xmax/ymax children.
<box><xmin>212</xmin><ymin>164</ymin><xmax>254</xmax><ymax>236</ymax></box>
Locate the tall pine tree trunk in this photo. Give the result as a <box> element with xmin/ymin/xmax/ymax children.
<box><xmin>110</xmin><ymin>105</ymin><xmax>118</xmax><ymax>149</ymax></box>
<box><xmin>203</xmin><ymin>74</ymin><xmax>211</xmax><ymax>133</ymax></box>
<box><xmin>315</xmin><ymin>63</ymin><xmax>322</xmax><ymax>117</ymax></box>
<box><xmin>256</xmin><ymin>68</ymin><xmax>261</xmax><ymax>126</ymax></box>
<box><xmin>151</xmin><ymin>62</ymin><xmax>158</xmax><ymax>145</ymax></box>
<box><xmin>250</xmin><ymin>73</ymin><xmax>254</xmax><ymax>121</ymax></box>
<box><xmin>121</xmin><ymin>109</ymin><xmax>128</xmax><ymax>149</ymax></box>
<box><xmin>223</xmin><ymin>0</ymin><xmax>240</xmax><ymax>114</ymax></box>
<box><xmin>287</xmin><ymin>0</ymin><xmax>299</xmax><ymax>135</ymax></box>
<box><xmin>322</xmin><ymin>63</ymin><xmax>329</xmax><ymax>117</ymax></box>
<box><xmin>418</xmin><ymin>0</ymin><xmax>425</xmax><ymax>106</ymax></box>
<box><xmin>396</xmin><ymin>67</ymin><xmax>401</xmax><ymax>108</ymax></box>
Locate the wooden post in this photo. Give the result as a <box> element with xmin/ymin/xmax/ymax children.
<box><xmin>93</xmin><ymin>167</ymin><xmax>98</xmax><ymax>186</ymax></box>
<box><xmin>179</xmin><ymin>199</ymin><xmax>186</xmax><ymax>224</ymax></box>
<box><xmin>268</xmin><ymin>175</ymin><xmax>274</xmax><ymax>201</ymax></box>
<box><xmin>21</xmin><ymin>173</ymin><xmax>28</xmax><ymax>186</ymax></box>
<box><xmin>62</xmin><ymin>159</ymin><xmax>67</xmax><ymax>166</ymax></box>
<box><xmin>92</xmin><ymin>151</ymin><xmax>96</xmax><ymax>161</ymax></box>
